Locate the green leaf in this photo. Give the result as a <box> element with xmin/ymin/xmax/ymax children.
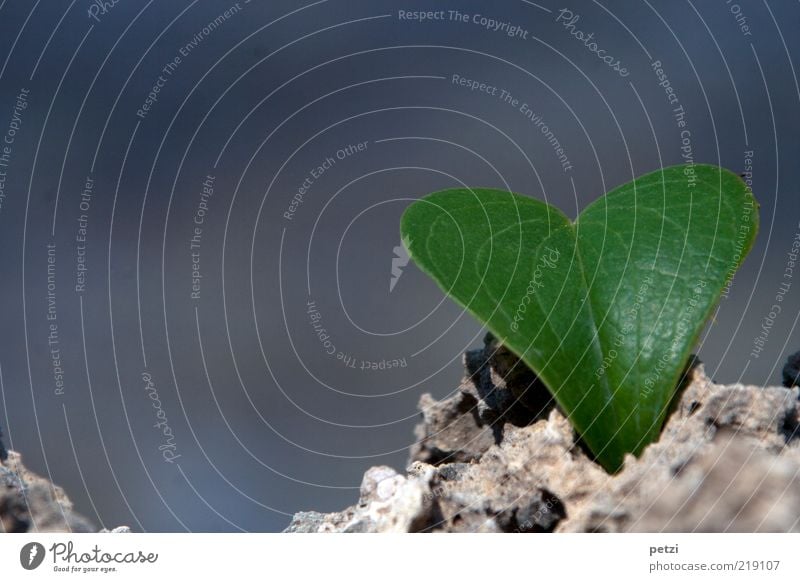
<box><xmin>401</xmin><ymin>164</ymin><xmax>758</xmax><ymax>472</ymax></box>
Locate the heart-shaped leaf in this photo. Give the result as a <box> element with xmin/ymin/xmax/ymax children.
<box><xmin>401</xmin><ymin>165</ymin><xmax>758</xmax><ymax>472</ymax></box>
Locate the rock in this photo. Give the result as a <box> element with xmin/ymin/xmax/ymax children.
<box><xmin>0</xmin><ymin>451</ymin><xmax>132</xmax><ymax>533</ymax></box>
<box><xmin>98</xmin><ymin>526</ymin><xmax>132</xmax><ymax>533</ymax></box>
<box><xmin>285</xmin><ymin>344</ymin><xmax>800</xmax><ymax>533</ymax></box>
<box><xmin>408</xmin><ymin>391</ymin><xmax>495</xmax><ymax>466</ymax></box>
<box><xmin>565</xmin><ymin>372</ymin><xmax>800</xmax><ymax>532</ymax></box>
<box><xmin>631</xmin><ymin>432</ymin><xmax>800</xmax><ymax>532</ymax></box>
<box><xmin>284</xmin><ymin>465</ymin><xmax>438</xmax><ymax>533</ymax></box>
<box><xmin>1</xmin><ymin>451</ymin><xmax>95</xmax><ymax>533</ymax></box>
<box><xmin>408</xmin><ymin>333</ymin><xmax>554</xmax><ymax>468</ymax></box>
<box><xmin>283</xmin><ymin>510</ymin><xmax>352</xmax><ymax>533</ymax></box>
<box><xmin>783</xmin><ymin>349</ymin><xmax>800</xmax><ymax>387</ymax></box>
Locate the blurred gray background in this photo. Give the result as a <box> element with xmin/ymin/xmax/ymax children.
<box><xmin>0</xmin><ymin>0</ymin><xmax>797</xmax><ymax>531</ymax></box>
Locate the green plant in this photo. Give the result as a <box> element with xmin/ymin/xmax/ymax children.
<box><xmin>400</xmin><ymin>164</ymin><xmax>758</xmax><ymax>472</ymax></box>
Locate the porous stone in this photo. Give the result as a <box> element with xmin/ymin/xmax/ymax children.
<box><xmin>286</xmin><ymin>342</ymin><xmax>800</xmax><ymax>533</ymax></box>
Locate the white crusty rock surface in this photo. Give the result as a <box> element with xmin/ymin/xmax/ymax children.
<box><xmin>285</xmin><ymin>336</ymin><xmax>800</xmax><ymax>533</ymax></box>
